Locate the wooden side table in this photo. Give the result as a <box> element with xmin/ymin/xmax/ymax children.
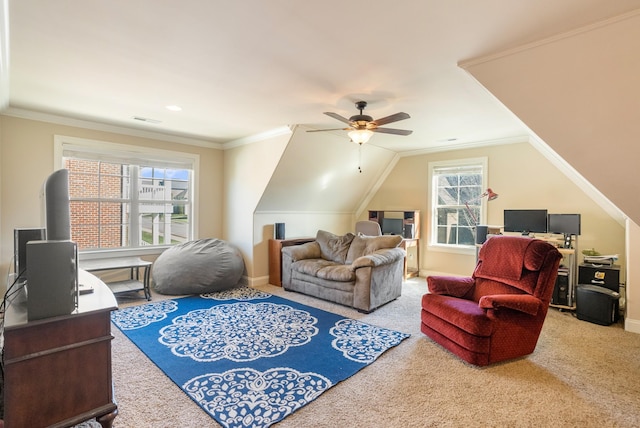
<box><xmin>400</xmin><ymin>238</ymin><xmax>420</xmax><ymax>280</ymax></box>
<box><xmin>269</xmin><ymin>238</ymin><xmax>315</xmax><ymax>286</ymax></box>
<box><xmin>80</xmin><ymin>256</ymin><xmax>152</xmax><ymax>300</ymax></box>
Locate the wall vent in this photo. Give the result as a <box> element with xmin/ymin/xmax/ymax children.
<box><xmin>132</xmin><ymin>116</ymin><xmax>162</xmax><ymax>124</ymax></box>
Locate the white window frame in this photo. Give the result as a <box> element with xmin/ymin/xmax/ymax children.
<box><xmin>54</xmin><ymin>135</ymin><xmax>199</xmax><ymax>259</ymax></box>
<box><xmin>428</xmin><ymin>157</ymin><xmax>488</xmax><ymax>254</ymax></box>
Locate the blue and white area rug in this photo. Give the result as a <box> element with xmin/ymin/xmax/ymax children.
<box><xmin>111</xmin><ymin>287</ymin><xmax>409</xmax><ymax>428</ymax></box>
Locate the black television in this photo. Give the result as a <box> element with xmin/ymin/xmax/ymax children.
<box><xmin>503</xmin><ymin>209</ymin><xmax>548</xmax><ymax>235</ymax></box>
<box><xmin>13</xmin><ymin>228</ymin><xmax>46</xmax><ymax>279</ymax></box>
<box><xmin>548</xmin><ymin>213</ymin><xmax>581</xmax><ymax>236</ymax></box>
<box><xmin>382</xmin><ymin>218</ymin><xmax>404</xmax><ymax>236</ymax></box>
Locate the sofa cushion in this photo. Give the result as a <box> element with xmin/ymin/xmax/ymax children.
<box><xmin>316</xmin><ymin>230</ymin><xmax>355</xmax><ymax>264</ymax></box>
<box><xmin>292</xmin><ymin>259</ymin><xmax>356</xmax><ymax>282</ymax></box>
<box><xmin>346</xmin><ymin>234</ymin><xmax>403</xmax><ymax>263</ymax></box>
<box><xmin>317</xmin><ymin>264</ymin><xmax>356</xmax><ymax>282</ymax></box>
<box><xmin>293</xmin><ymin>258</ymin><xmax>338</xmax><ymax>276</ymax></box>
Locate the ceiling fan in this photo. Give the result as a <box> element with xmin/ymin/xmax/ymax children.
<box><xmin>308</xmin><ymin>101</ymin><xmax>412</xmax><ymax>144</ymax></box>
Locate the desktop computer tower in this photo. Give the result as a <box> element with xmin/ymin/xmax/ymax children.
<box><xmin>552</xmin><ymin>270</ymin><xmax>570</xmax><ymax>306</ymax></box>
<box><xmin>26</xmin><ymin>240</ymin><xmax>78</xmax><ymax>321</ymax></box>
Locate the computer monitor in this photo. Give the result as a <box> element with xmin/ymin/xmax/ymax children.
<box><xmin>548</xmin><ymin>213</ymin><xmax>581</xmax><ymax>236</ymax></box>
<box><xmin>503</xmin><ymin>209</ymin><xmax>548</xmax><ymax>235</ymax></box>
<box><xmin>381</xmin><ymin>218</ymin><xmax>404</xmax><ymax>236</ymax></box>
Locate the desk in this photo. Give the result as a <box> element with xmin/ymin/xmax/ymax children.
<box><xmin>3</xmin><ymin>270</ymin><xmax>118</xmax><ymax>427</ymax></box>
<box><xmin>80</xmin><ymin>256</ymin><xmax>152</xmax><ymax>300</ymax></box>
<box><xmin>400</xmin><ymin>238</ymin><xmax>420</xmax><ymax>280</ymax></box>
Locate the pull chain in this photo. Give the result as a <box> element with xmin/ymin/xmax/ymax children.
<box><xmin>358</xmin><ymin>143</ymin><xmax>363</xmax><ymax>173</ymax></box>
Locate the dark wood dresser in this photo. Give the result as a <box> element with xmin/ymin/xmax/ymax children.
<box><xmin>3</xmin><ymin>270</ymin><xmax>118</xmax><ymax>427</ymax></box>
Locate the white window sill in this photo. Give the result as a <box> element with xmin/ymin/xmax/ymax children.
<box><xmin>78</xmin><ymin>246</ymin><xmax>171</xmax><ymax>261</ymax></box>
<box><xmin>427</xmin><ymin>243</ymin><xmax>476</xmax><ymax>256</ymax></box>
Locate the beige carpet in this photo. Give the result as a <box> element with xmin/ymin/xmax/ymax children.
<box><xmin>111</xmin><ymin>278</ymin><xmax>640</xmax><ymax>427</ymax></box>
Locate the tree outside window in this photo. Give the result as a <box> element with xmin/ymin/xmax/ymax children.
<box><xmin>431</xmin><ymin>160</ymin><xmax>485</xmax><ymax>247</ymax></box>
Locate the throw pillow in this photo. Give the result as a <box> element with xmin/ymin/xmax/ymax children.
<box><xmin>346</xmin><ymin>234</ymin><xmax>403</xmax><ymax>264</ymax></box>
<box><xmin>315</xmin><ymin>230</ymin><xmax>355</xmax><ymax>264</ymax></box>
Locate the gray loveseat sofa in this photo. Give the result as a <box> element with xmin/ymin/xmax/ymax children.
<box><xmin>281</xmin><ymin>230</ymin><xmax>406</xmax><ymax>313</ymax></box>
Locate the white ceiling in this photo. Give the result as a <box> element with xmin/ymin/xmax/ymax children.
<box><xmin>5</xmin><ymin>0</ymin><xmax>640</xmax><ymax>152</ymax></box>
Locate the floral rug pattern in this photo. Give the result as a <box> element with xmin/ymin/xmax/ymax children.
<box><xmin>112</xmin><ymin>287</ymin><xmax>409</xmax><ymax>428</ymax></box>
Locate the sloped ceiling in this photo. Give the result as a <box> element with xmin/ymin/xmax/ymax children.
<box><xmin>463</xmin><ymin>11</ymin><xmax>640</xmax><ymax>225</ymax></box>
<box><xmin>256</xmin><ymin>126</ymin><xmax>396</xmax><ymax>213</ymax></box>
<box><xmin>4</xmin><ymin>1</ymin><xmax>640</xmax><ymax>153</ymax></box>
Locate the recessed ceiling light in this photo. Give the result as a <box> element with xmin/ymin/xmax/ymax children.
<box><xmin>166</xmin><ymin>105</ymin><xmax>182</xmax><ymax>112</ymax></box>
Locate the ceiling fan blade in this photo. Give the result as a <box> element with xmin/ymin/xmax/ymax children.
<box><xmin>307</xmin><ymin>127</ymin><xmax>351</xmax><ymax>132</ymax></box>
<box><xmin>372</xmin><ymin>112</ymin><xmax>410</xmax><ymax>126</ymax></box>
<box><xmin>324</xmin><ymin>112</ymin><xmax>353</xmax><ymax>125</ymax></box>
<box><xmin>372</xmin><ymin>127</ymin><xmax>413</xmax><ymax>136</ymax></box>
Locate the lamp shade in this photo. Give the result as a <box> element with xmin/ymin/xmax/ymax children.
<box><xmin>464</xmin><ymin>188</ymin><xmax>499</xmax><ymax>226</ymax></box>
<box><xmin>485</xmin><ymin>188</ymin><xmax>498</xmax><ymax>201</ymax></box>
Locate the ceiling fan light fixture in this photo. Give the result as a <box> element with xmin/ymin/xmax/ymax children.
<box><xmin>348</xmin><ymin>129</ymin><xmax>373</xmax><ymax>144</ymax></box>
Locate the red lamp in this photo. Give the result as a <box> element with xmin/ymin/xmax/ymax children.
<box><xmin>464</xmin><ymin>188</ymin><xmax>498</xmax><ymax>226</ymax></box>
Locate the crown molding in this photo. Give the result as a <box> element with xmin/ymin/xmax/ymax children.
<box><xmin>459</xmin><ymin>8</ymin><xmax>640</xmax><ymax>69</ymax></box>
<box><xmin>1</xmin><ymin>106</ymin><xmax>224</xmax><ymax>149</ymax></box>
<box><xmin>224</xmin><ymin>125</ymin><xmax>294</xmax><ymax>150</ymax></box>
<box><xmin>398</xmin><ymin>135</ymin><xmax>528</xmax><ymax>157</ymax></box>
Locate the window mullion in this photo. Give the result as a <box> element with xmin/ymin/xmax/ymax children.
<box><xmin>130</xmin><ymin>166</ymin><xmax>140</xmax><ymax>248</ymax></box>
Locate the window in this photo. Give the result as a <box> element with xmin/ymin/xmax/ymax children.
<box><xmin>55</xmin><ymin>136</ymin><xmax>198</xmax><ymax>252</ymax></box>
<box><xmin>429</xmin><ymin>158</ymin><xmax>487</xmax><ymax>248</ymax></box>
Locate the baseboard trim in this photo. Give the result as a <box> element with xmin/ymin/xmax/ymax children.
<box><xmin>244</xmin><ymin>275</ymin><xmax>270</xmax><ymax>287</ymax></box>
<box><xmin>624</xmin><ymin>317</ymin><xmax>640</xmax><ymax>334</ymax></box>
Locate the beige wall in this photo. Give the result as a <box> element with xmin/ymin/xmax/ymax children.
<box><xmin>366</xmin><ymin>141</ymin><xmax>626</xmax><ymax>277</ymax></box>
<box><xmin>626</xmin><ymin>219</ymin><xmax>640</xmax><ymax>331</ymax></box>
<box><xmin>223</xmin><ymin>130</ymin><xmax>291</xmax><ymax>280</ymax></box>
<box><xmin>0</xmin><ymin>115</ymin><xmax>224</xmax><ymax>275</ymax></box>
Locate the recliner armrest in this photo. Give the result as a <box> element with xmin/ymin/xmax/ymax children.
<box><xmin>351</xmin><ymin>248</ymin><xmax>406</xmax><ymax>269</ymax></box>
<box><xmin>427</xmin><ymin>276</ymin><xmax>475</xmax><ymax>298</ymax></box>
<box><xmin>281</xmin><ymin>242</ymin><xmax>321</xmax><ymax>261</ymax></box>
<box><xmin>478</xmin><ymin>294</ymin><xmax>542</xmax><ymax>316</ymax></box>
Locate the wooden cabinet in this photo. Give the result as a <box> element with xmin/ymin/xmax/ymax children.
<box><xmin>3</xmin><ymin>270</ymin><xmax>118</xmax><ymax>427</ymax></box>
<box><xmin>400</xmin><ymin>238</ymin><xmax>420</xmax><ymax>280</ymax></box>
<box><xmin>269</xmin><ymin>238</ymin><xmax>315</xmax><ymax>286</ymax></box>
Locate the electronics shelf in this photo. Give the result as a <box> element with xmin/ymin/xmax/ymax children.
<box><xmin>368</xmin><ymin>210</ymin><xmax>420</xmax><ymax>280</ymax></box>
<box><xmin>79</xmin><ymin>256</ymin><xmax>152</xmax><ymax>300</ymax></box>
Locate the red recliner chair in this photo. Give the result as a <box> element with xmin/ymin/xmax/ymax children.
<box><xmin>421</xmin><ymin>235</ymin><xmax>562</xmax><ymax>366</ymax></box>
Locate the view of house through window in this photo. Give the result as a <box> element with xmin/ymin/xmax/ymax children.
<box><xmin>64</xmin><ymin>157</ymin><xmax>192</xmax><ymax>251</ymax></box>
<box><xmin>431</xmin><ymin>161</ymin><xmax>485</xmax><ymax>247</ymax></box>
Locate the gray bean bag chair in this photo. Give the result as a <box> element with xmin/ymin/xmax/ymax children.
<box><xmin>152</xmin><ymin>238</ymin><xmax>244</xmax><ymax>295</ymax></box>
